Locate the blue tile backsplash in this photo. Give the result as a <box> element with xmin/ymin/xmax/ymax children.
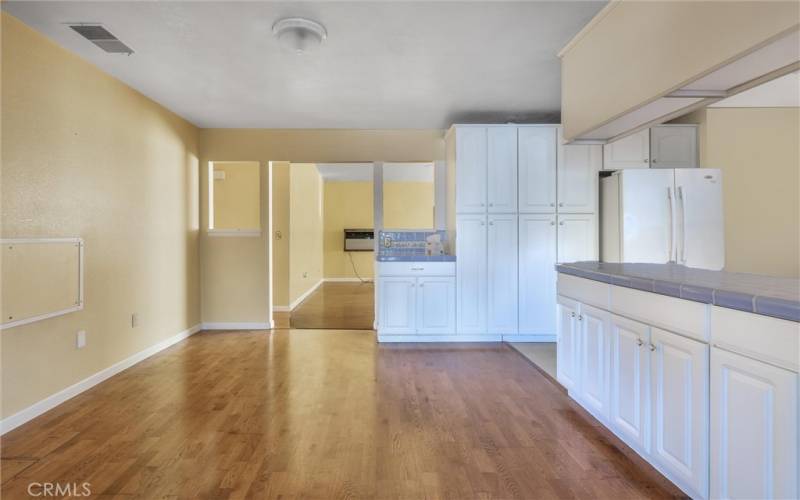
<box><xmin>377</xmin><ymin>230</ymin><xmax>455</xmax><ymax>262</ymax></box>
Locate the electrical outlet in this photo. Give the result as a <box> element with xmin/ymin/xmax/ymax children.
<box><xmin>131</xmin><ymin>313</ymin><xmax>139</xmax><ymax>328</ymax></box>
<box><xmin>303</xmin><ymin>272</ymin><xmax>308</xmax><ymax>278</ymax></box>
<box><xmin>76</xmin><ymin>330</ymin><xmax>86</xmax><ymax>349</ymax></box>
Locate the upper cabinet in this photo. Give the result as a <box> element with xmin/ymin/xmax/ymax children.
<box><xmin>559</xmin><ymin>143</ymin><xmax>602</xmax><ymax>213</ymax></box>
<box><xmin>454</xmin><ymin>127</ymin><xmax>487</xmax><ymax>213</ymax></box>
<box><xmin>603</xmin><ymin>125</ymin><xmax>697</xmax><ymax>170</ymax></box>
<box><xmin>518</xmin><ymin>126</ymin><xmax>557</xmax><ymax>213</ymax></box>
<box><xmin>487</xmin><ymin>127</ymin><xmax>518</xmax><ymax>213</ymax></box>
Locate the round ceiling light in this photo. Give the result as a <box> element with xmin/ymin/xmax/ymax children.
<box><xmin>272</xmin><ymin>17</ymin><xmax>327</xmax><ymax>54</ymax></box>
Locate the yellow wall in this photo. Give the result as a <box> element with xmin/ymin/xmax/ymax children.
<box><xmin>271</xmin><ymin>162</ymin><xmax>290</xmax><ymax>307</ymax></box>
<box><xmin>289</xmin><ymin>164</ymin><xmax>324</xmax><ymax>303</ymax></box>
<box><xmin>211</xmin><ymin>161</ymin><xmax>260</xmax><ymax>230</ymax></box>
<box><xmin>384</xmin><ymin>181</ymin><xmax>434</xmax><ymax>229</ymax></box>
<box><xmin>560</xmin><ymin>1</ymin><xmax>800</xmax><ymax>140</ymax></box>
<box><xmin>199</xmin><ymin>129</ymin><xmax>444</xmax><ymax>322</ymax></box>
<box><xmin>675</xmin><ymin>107</ymin><xmax>800</xmax><ymax>277</ymax></box>
<box><xmin>323</xmin><ymin>182</ymin><xmax>375</xmax><ymax>280</ymax></box>
<box><xmin>1</xmin><ymin>13</ymin><xmax>201</xmax><ymax>418</ymax></box>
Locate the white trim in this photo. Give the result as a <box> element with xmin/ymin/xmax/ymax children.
<box><xmin>206</xmin><ymin>229</ymin><xmax>261</xmax><ymax>237</ymax></box>
<box><xmin>377</xmin><ymin>334</ymin><xmax>502</xmax><ymax>343</ymax></box>
<box><xmin>272</xmin><ymin>305</ymin><xmax>291</xmax><ymax>312</ymax></box>
<box><xmin>323</xmin><ymin>277</ymin><xmax>374</xmax><ymax>283</ymax></box>
<box><xmin>200</xmin><ymin>322</ymin><xmax>271</xmax><ymax>330</ymax></box>
<box><xmin>288</xmin><ymin>279</ymin><xmax>324</xmax><ymax>310</ymax></box>
<box><xmin>557</xmin><ymin>0</ymin><xmax>620</xmax><ymax>58</ymax></box>
<box><xmin>0</xmin><ymin>323</ymin><xmax>202</xmax><ymax>435</ymax></box>
<box><xmin>0</xmin><ymin>238</ymin><xmax>84</xmax><ymax>330</ymax></box>
<box><xmin>502</xmin><ymin>334</ymin><xmax>557</xmax><ymax>343</ymax></box>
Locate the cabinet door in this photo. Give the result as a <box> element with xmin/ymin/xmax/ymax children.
<box><xmin>711</xmin><ymin>348</ymin><xmax>798</xmax><ymax>500</ymax></box>
<box><xmin>556</xmin><ymin>296</ymin><xmax>580</xmax><ymax>392</ymax></box>
<box><xmin>557</xmin><ymin>214</ymin><xmax>597</xmax><ymax>263</ymax></box>
<box><xmin>456</xmin><ymin>215</ymin><xmax>487</xmax><ymax>334</ymax></box>
<box><xmin>379</xmin><ymin>278</ymin><xmax>416</xmax><ymax>334</ymax></box>
<box><xmin>455</xmin><ymin>127</ymin><xmax>487</xmax><ymax>213</ymax></box>
<box><xmin>649</xmin><ymin>327</ymin><xmax>708</xmax><ymax>498</ymax></box>
<box><xmin>487</xmin><ymin>127</ymin><xmax>518</xmax><ymax>213</ymax></box>
<box><xmin>416</xmin><ymin>277</ymin><xmax>456</xmax><ymax>335</ymax></box>
<box><xmin>558</xmin><ymin>144</ymin><xmax>601</xmax><ymax>213</ymax></box>
<box><xmin>518</xmin><ymin>127</ymin><xmax>557</xmax><ymax>213</ymax></box>
<box><xmin>603</xmin><ymin>129</ymin><xmax>650</xmax><ymax>169</ymax></box>
<box><xmin>609</xmin><ymin>314</ymin><xmax>650</xmax><ymax>453</ymax></box>
<box><xmin>651</xmin><ymin>126</ymin><xmax>697</xmax><ymax>169</ymax></box>
<box><xmin>487</xmin><ymin>214</ymin><xmax>518</xmax><ymax>334</ymax></box>
<box><xmin>578</xmin><ymin>304</ymin><xmax>610</xmax><ymax>420</ymax></box>
<box><xmin>518</xmin><ymin>214</ymin><xmax>557</xmax><ymax>335</ymax></box>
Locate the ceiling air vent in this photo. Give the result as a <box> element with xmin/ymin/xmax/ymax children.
<box><xmin>68</xmin><ymin>24</ymin><xmax>133</xmax><ymax>54</ymax></box>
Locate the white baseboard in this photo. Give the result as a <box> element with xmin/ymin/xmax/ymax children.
<box><xmin>323</xmin><ymin>277</ymin><xmax>374</xmax><ymax>283</ymax></box>
<box><xmin>272</xmin><ymin>305</ymin><xmax>291</xmax><ymax>312</ymax></box>
<box><xmin>377</xmin><ymin>334</ymin><xmax>502</xmax><ymax>343</ymax></box>
<box><xmin>0</xmin><ymin>323</ymin><xmax>202</xmax><ymax>435</ymax></box>
<box><xmin>201</xmin><ymin>322</ymin><xmax>271</xmax><ymax>330</ymax></box>
<box><xmin>287</xmin><ymin>279</ymin><xmax>324</xmax><ymax>310</ymax></box>
<box><xmin>502</xmin><ymin>334</ymin><xmax>556</xmax><ymax>342</ymax></box>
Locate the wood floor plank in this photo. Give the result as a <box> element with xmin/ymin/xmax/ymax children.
<box><xmin>1</xmin><ymin>330</ymin><xmax>685</xmax><ymax>499</ymax></box>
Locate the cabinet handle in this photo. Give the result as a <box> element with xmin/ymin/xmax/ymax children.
<box><xmin>649</xmin><ymin>343</ymin><xmax>656</xmax><ymax>352</ymax></box>
<box><xmin>489</xmin><ymin>203</ymin><xmax>493</xmax><ymax>207</ymax></box>
<box><xmin>578</xmin><ymin>315</ymin><xmax>583</xmax><ymax>321</ymax></box>
<box><xmin>636</xmin><ymin>338</ymin><xmax>643</xmax><ymax>347</ymax></box>
<box><xmin>652</xmin><ymin>159</ymin><xmax>657</xmax><ymax>164</ymax></box>
<box><xmin>559</xmin><ymin>202</ymin><xmax>564</xmax><ymax>207</ymax></box>
<box><xmin>550</xmin><ymin>203</ymin><xmax>555</xmax><ymax>207</ymax></box>
<box><xmin>559</xmin><ymin>221</ymin><xmax>564</xmax><ymax>226</ymax></box>
<box><xmin>419</xmin><ymin>283</ymin><xmax>424</xmax><ymax>288</ymax></box>
<box><xmin>570</xmin><ymin>312</ymin><xmax>575</xmax><ymax>318</ymax></box>
<box><xmin>644</xmin><ymin>159</ymin><xmax>650</xmax><ymax>163</ymax></box>
<box><xmin>489</xmin><ymin>221</ymin><xmax>494</xmax><ymax>226</ymax></box>
<box><xmin>411</xmin><ymin>267</ymin><xmax>424</xmax><ymax>271</ymax></box>
<box><xmin>550</xmin><ymin>221</ymin><xmax>555</xmax><ymax>226</ymax></box>
<box><xmin>480</xmin><ymin>221</ymin><xmax>485</xmax><ymax>226</ymax></box>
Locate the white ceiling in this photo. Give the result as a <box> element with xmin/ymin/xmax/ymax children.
<box><xmin>711</xmin><ymin>71</ymin><xmax>800</xmax><ymax>108</ymax></box>
<box><xmin>316</xmin><ymin>162</ymin><xmax>434</xmax><ymax>182</ymax></box>
<box><xmin>2</xmin><ymin>1</ymin><xmax>605</xmax><ymax>129</ymax></box>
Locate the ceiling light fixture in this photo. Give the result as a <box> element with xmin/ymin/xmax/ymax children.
<box><xmin>272</xmin><ymin>17</ymin><xmax>327</xmax><ymax>54</ymax></box>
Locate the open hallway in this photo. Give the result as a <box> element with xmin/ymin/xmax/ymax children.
<box><xmin>290</xmin><ymin>281</ymin><xmax>375</xmax><ymax>330</ymax></box>
<box><xmin>1</xmin><ymin>329</ymin><xmax>682</xmax><ymax>499</ymax></box>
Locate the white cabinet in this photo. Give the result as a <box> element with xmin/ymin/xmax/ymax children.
<box><xmin>651</xmin><ymin>126</ymin><xmax>697</xmax><ymax>169</ymax></box>
<box><xmin>378</xmin><ymin>278</ymin><xmax>416</xmax><ymax>334</ymax></box>
<box><xmin>609</xmin><ymin>314</ymin><xmax>650</xmax><ymax>453</ymax></box>
<box><xmin>455</xmin><ymin>127</ymin><xmax>487</xmax><ymax>213</ymax></box>
<box><xmin>578</xmin><ymin>304</ymin><xmax>610</xmax><ymax>420</ymax></box>
<box><xmin>518</xmin><ymin>214</ymin><xmax>557</xmax><ymax>335</ymax></box>
<box><xmin>416</xmin><ymin>277</ymin><xmax>456</xmax><ymax>334</ymax></box>
<box><xmin>556</xmin><ymin>296</ymin><xmax>580</xmax><ymax>392</ymax></box>
<box><xmin>557</xmin><ymin>213</ymin><xmax>597</xmax><ymax>263</ymax></box>
<box><xmin>603</xmin><ymin>129</ymin><xmax>650</xmax><ymax>170</ymax></box>
<box><xmin>649</xmin><ymin>327</ymin><xmax>708</xmax><ymax>498</ymax></box>
<box><xmin>711</xmin><ymin>348</ymin><xmax>798</xmax><ymax>500</ymax></box>
<box><xmin>558</xmin><ymin>144</ymin><xmax>601</xmax><ymax>213</ymax></box>
<box><xmin>456</xmin><ymin>215</ymin><xmax>487</xmax><ymax>334</ymax></box>
<box><xmin>487</xmin><ymin>214</ymin><xmax>518</xmax><ymax>334</ymax></box>
<box><xmin>487</xmin><ymin>127</ymin><xmax>518</xmax><ymax>213</ymax></box>
<box><xmin>518</xmin><ymin>126</ymin><xmax>557</xmax><ymax>213</ymax></box>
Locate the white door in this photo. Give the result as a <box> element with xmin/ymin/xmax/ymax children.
<box><xmin>518</xmin><ymin>126</ymin><xmax>557</xmax><ymax>213</ymax></box>
<box><xmin>557</xmin><ymin>214</ymin><xmax>597</xmax><ymax>263</ymax></box>
<box><xmin>609</xmin><ymin>314</ymin><xmax>650</xmax><ymax>453</ymax></box>
<box><xmin>649</xmin><ymin>327</ymin><xmax>708</xmax><ymax>499</ymax></box>
<box><xmin>674</xmin><ymin>168</ymin><xmax>724</xmax><ymax>270</ymax></box>
<box><xmin>456</xmin><ymin>215</ymin><xmax>487</xmax><ymax>334</ymax></box>
<box><xmin>578</xmin><ymin>304</ymin><xmax>610</xmax><ymax>420</ymax></box>
<box><xmin>603</xmin><ymin>128</ymin><xmax>650</xmax><ymax>169</ymax></box>
<box><xmin>618</xmin><ymin>169</ymin><xmax>676</xmax><ymax>264</ymax></box>
<box><xmin>711</xmin><ymin>348</ymin><xmax>798</xmax><ymax>500</ymax></box>
<box><xmin>487</xmin><ymin>214</ymin><xmax>518</xmax><ymax>334</ymax></box>
<box><xmin>650</xmin><ymin>126</ymin><xmax>697</xmax><ymax>169</ymax></box>
<box><xmin>455</xmin><ymin>127</ymin><xmax>487</xmax><ymax>213</ymax></box>
<box><xmin>558</xmin><ymin>143</ymin><xmax>601</xmax><ymax>213</ymax></box>
<box><xmin>416</xmin><ymin>277</ymin><xmax>456</xmax><ymax>335</ymax></box>
<box><xmin>518</xmin><ymin>214</ymin><xmax>557</xmax><ymax>335</ymax></box>
<box><xmin>556</xmin><ymin>296</ymin><xmax>580</xmax><ymax>392</ymax></box>
<box><xmin>379</xmin><ymin>278</ymin><xmax>416</xmax><ymax>334</ymax></box>
<box><xmin>487</xmin><ymin>127</ymin><xmax>517</xmax><ymax>213</ymax></box>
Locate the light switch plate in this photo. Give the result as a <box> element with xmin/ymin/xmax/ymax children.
<box><xmin>76</xmin><ymin>330</ymin><xmax>86</xmax><ymax>349</ymax></box>
<box><xmin>131</xmin><ymin>313</ymin><xmax>139</xmax><ymax>328</ymax></box>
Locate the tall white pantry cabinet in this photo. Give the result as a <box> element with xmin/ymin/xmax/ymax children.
<box><xmin>446</xmin><ymin>124</ymin><xmax>600</xmax><ymax>340</ymax></box>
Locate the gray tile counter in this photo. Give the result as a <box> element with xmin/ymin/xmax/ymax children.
<box><xmin>556</xmin><ymin>262</ymin><xmax>800</xmax><ymax>322</ymax></box>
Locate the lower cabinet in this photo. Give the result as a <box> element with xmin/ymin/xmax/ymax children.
<box><xmin>378</xmin><ymin>275</ymin><xmax>455</xmax><ymax>335</ymax></box>
<box><xmin>487</xmin><ymin>214</ymin><xmax>518</xmax><ymax>334</ymax></box>
<box><xmin>519</xmin><ymin>214</ymin><xmax>557</xmax><ymax>335</ymax></box>
<box><xmin>577</xmin><ymin>304</ymin><xmax>610</xmax><ymax>420</ymax></box>
<box><xmin>609</xmin><ymin>314</ymin><xmax>649</xmax><ymax>453</ymax></box>
<box><xmin>711</xmin><ymin>347</ymin><xmax>798</xmax><ymax>500</ymax></box>
<box><xmin>456</xmin><ymin>215</ymin><xmax>487</xmax><ymax>334</ymax></box>
<box><xmin>556</xmin><ymin>296</ymin><xmax>580</xmax><ymax>392</ymax></box>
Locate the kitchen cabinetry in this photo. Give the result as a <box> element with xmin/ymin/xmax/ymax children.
<box><xmin>415</xmin><ymin>277</ymin><xmax>456</xmax><ymax>334</ymax></box>
<box><xmin>603</xmin><ymin>126</ymin><xmax>697</xmax><ymax>170</ymax></box>
<box><xmin>557</xmin><ymin>214</ymin><xmax>597</xmax><ymax>263</ymax></box>
<box><xmin>487</xmin><ymin>214</ymin><xmax>518</xmax><ymax>334</ymax></box>
<box><xmin>609</xmin><ymin>314</ymin><xmax>650</xmax><ymax>453</ymax></box>
<box><xmin>488</xmin><ymin>127</ymin><xmax>518</xmax><ymax>213</ymax></box>
<box><xmin>577</xmin><ymin>304</ymin><xmax>610</xmax><ymax>419</ymax></box>
<box><xmin>556</xmin><ymin>296</ymin><xmax>580</xmax><ymax>392</ymax></box>
<box><xmin>455</xmin><ymin>127</ymin><xmax>487</xmax><ymax>213</ymax></box>
<box><xmin>456</xmin><ymin>215</ymin><xmax>487</xmax><ymax>334</ymax></box>
<box><xmin>518</xmin><ymin>126</ymin><xmax>557</xmax><ymax>213</ymax></box>
<box><xmin>378</xmin><ymin>277</ymin><xmax>416</xmax><ymax>334</ymax></box>
<box><xmin>558</xmin><ymin>143</ymin><xmax>602</xmax><ymax>213</ymax></box>
<box><xmin>519</xmin><ymin>214</ymin><xmax>557</xmax><ymax>336</ymax></box>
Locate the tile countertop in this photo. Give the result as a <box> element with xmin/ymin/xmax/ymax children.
<box><xmin>376</xmin><ymin>255</ymin><xmax>456</xmax><ymax>262</ymax></box>
<box><xmin>556</xmin><ymin>261</ymin><xmax>800</xmax><ymax>322</ymax></box>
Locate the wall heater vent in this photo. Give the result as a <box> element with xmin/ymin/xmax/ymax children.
<box><xmin>68</xmin><ymin>24</ymin><xmax>134</xmax><ymax>54</ymax></box>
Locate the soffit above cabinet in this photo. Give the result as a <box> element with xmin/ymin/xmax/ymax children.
<box><xmin>559</xmin><ymin>1</ymin><xmax>800</xmax><ymax>143</ymax></box>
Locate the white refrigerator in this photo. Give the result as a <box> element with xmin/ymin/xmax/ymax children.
<box><xmin>601</xmin><ymin>168</ymin><xmax>725</xmax><ymax>270</ymax></box>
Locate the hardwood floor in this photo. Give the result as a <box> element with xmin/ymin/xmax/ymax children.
<box><xmin>1</xmin><ymin>329</ymin><xmax>684</xmax><ymax>499</ymax></box>
<box><xmin>290</xmin><ymin>281</ymin><xmax>374</xmax><ymax>330</ymax></box>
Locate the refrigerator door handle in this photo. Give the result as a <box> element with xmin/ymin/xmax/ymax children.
<box><xmin>667</xmin><ymin>187</ymin><xmax>674</xmax><ymax>262</ymax></box>
<box><xmin>678</xmin><ymin>186</ymin><xmax>686</xmax><ymax>264</ymax></box>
